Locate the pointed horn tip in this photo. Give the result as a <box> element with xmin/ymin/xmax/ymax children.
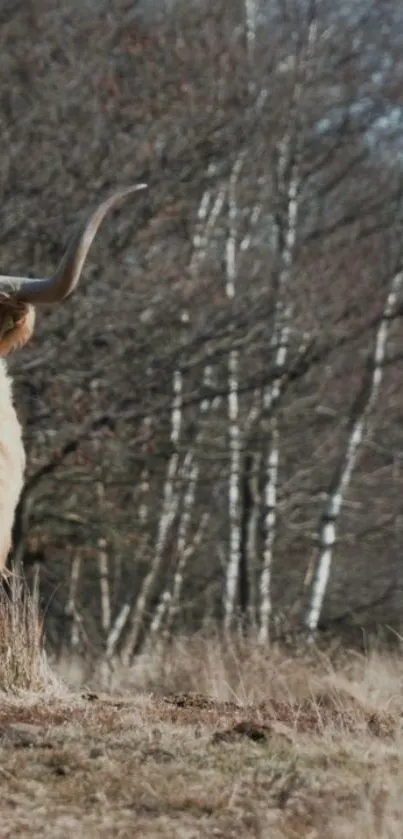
<box><xmin>108</xmin><ymin>183</ymin><xmax>147</xmax><ymax>205</ymax></box>
<box><xmin>123</xmin><ymin>183</ymin><xmax>148</xmax><ymax>194</ymax></box>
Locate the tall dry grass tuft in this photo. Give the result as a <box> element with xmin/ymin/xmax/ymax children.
<box><xmin>129</xmin><ymin>632</ymin><xmax>314</xmax><ymax>703</ymax></box>
<box><xmin>0</xmin><ymin>572</ymin><xmax>55</xmax><ymax>692</ymax></box>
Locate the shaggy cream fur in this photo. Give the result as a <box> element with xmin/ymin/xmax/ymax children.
<box><xmin>0</xmin><ymin>305</ymin><xmax>35</xmax><ymax>570</ymax></box>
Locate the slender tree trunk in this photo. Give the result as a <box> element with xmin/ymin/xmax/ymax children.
<box><xmin>306</xmin><ymin>271</ymin><xmax>403</xmax><ymax>635</ymax></box>
<box><xmin>258</xmin><ymin>9</ymin><xmax>318</xmax><ymax>643</ymax></box>
<box><xmin>224</xmin><ymin>154</ymin><xmax>245</xmax><ymax>631</ymax></box>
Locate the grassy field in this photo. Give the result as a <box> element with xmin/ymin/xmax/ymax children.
<box><xmin>0</xmin><ymin>619</ymin><xmax>403</xmax><ymax>838</ymax></box>
<box><xmin>0</xmin><ymin>582</ymin><xmax>401</xmax><ymax>837</ymax></box>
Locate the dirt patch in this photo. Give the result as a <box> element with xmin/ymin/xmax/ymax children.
<box><xmin>212</xmin><ymin>720</ymin><xmax>286</xmax><ymax>744</ymax></box>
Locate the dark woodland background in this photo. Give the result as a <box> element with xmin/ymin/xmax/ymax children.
<box><xmin>2</xmin><ymin>0</ymin><xmax>403</xmax><ymax>660</ymax></box>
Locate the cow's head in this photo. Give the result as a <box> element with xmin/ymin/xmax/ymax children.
<box><xmin>0</xmin><ymin>184</ymin><xmax>146</xmax><ymax>356</ymax></box>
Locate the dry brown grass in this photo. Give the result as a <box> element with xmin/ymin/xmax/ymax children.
<box><xmin>0</xmin><ymin>573</ymin><xmax>58</xmax><ymax>694</ymax></box>
<box><xmin>2</xmin><ymin>630</ymin><xmax>403</xmax><ymax>836</ymax></box>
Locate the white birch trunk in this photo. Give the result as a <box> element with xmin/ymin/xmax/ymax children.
<box><xmin>306</xmin><ymin>271</ymin><xmax>403</xmax><ymax>635</ymax></box>
<box><xmin>258</xmin><ymin>165</ymin><xmax>299</xmax><ymax>644</ymax></box>
<box><xmin>201</xmin><ymin>364</ymin><xmax>215</xmax><ymax>413</ymax></box>
<box><xmin>138</xmin><ymin>416</ymin><xmax>152</xmax><ymax>525</ymax></box>
<box><xmin>98</xmin><ymin>540</ymin><xmax>111</xmax><ymax>634</ymax></box>
<box><xmin>162</xmin><ymin>460</ymin><xmax>200</xmax><ymax>640</ymax></box>
<box><xmin>259</xmin><ymin>422</ymin><xmax>279</xmax><ymax>641</ymax></box>
<box><xmin>106</xmin><ymin>602</ymin><xmax>131</xmax><ymax>659</ymax></box>
<box><xmin>223</xmin><ymin>154</ymin><xmax>245</xmax><ymax>631</ymax></box>
<box><xmin>120</xmin><ymin>369</ymin><xmax>183</xmax><ymax>665</ymax></box>
<box><xmin>149</xmin><ymin>590</ymin><xmax>172</xmax><ymax>639</ymax></box>
<box><xmin>66</xmin><ymin>552</ymin><xmax>82</xmax><ymax>649</ymax></box>
<box><xmin>245</xmin><ymin>451</ymin><xmax>262</xmax><ymax>628</ymax></box>
<box><xmin>245</xmin><ymin>0</ymin><xmax>257</xmax><ymax>63</ymax></box>
<box><xmin>258</xmin><ymin>12</ymin><xmax>318</xmax><ymax>643</ymax></box>
<box><xmin>190</xmin><ymin>181</ymin><xmax>227</xmax><ymax>277</ymax></box>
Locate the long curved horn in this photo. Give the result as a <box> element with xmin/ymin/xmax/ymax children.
<box><xmin>0</xmin><ymin>184</ymin><xmax>147</xmax><ymax>304</ymax></box>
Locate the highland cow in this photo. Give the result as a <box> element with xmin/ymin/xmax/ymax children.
<box><xmin>0</xmin><ymin>184</ymin><xmax>146</xmax><ymax>573</ymax></box>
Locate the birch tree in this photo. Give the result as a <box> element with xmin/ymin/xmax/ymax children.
<box><xmin>258</xmin><ymin>9</ymin><xmax>318</xmax><ymax>643</ymax></box>
<box><xmin>223</xmin><ymin>154</ymin><xmax>246</xmax><ymax>632</ymax></box>
<box><xmin>306</xmin><ymin>269</ymin><xmax>403</xmax><ymax>635</ymax></box>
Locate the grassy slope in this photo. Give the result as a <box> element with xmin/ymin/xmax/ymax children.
<box><xmin>1</xmin><ymin>641</ymin><xmax>403</xmax><ymax>838</ymax></box>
